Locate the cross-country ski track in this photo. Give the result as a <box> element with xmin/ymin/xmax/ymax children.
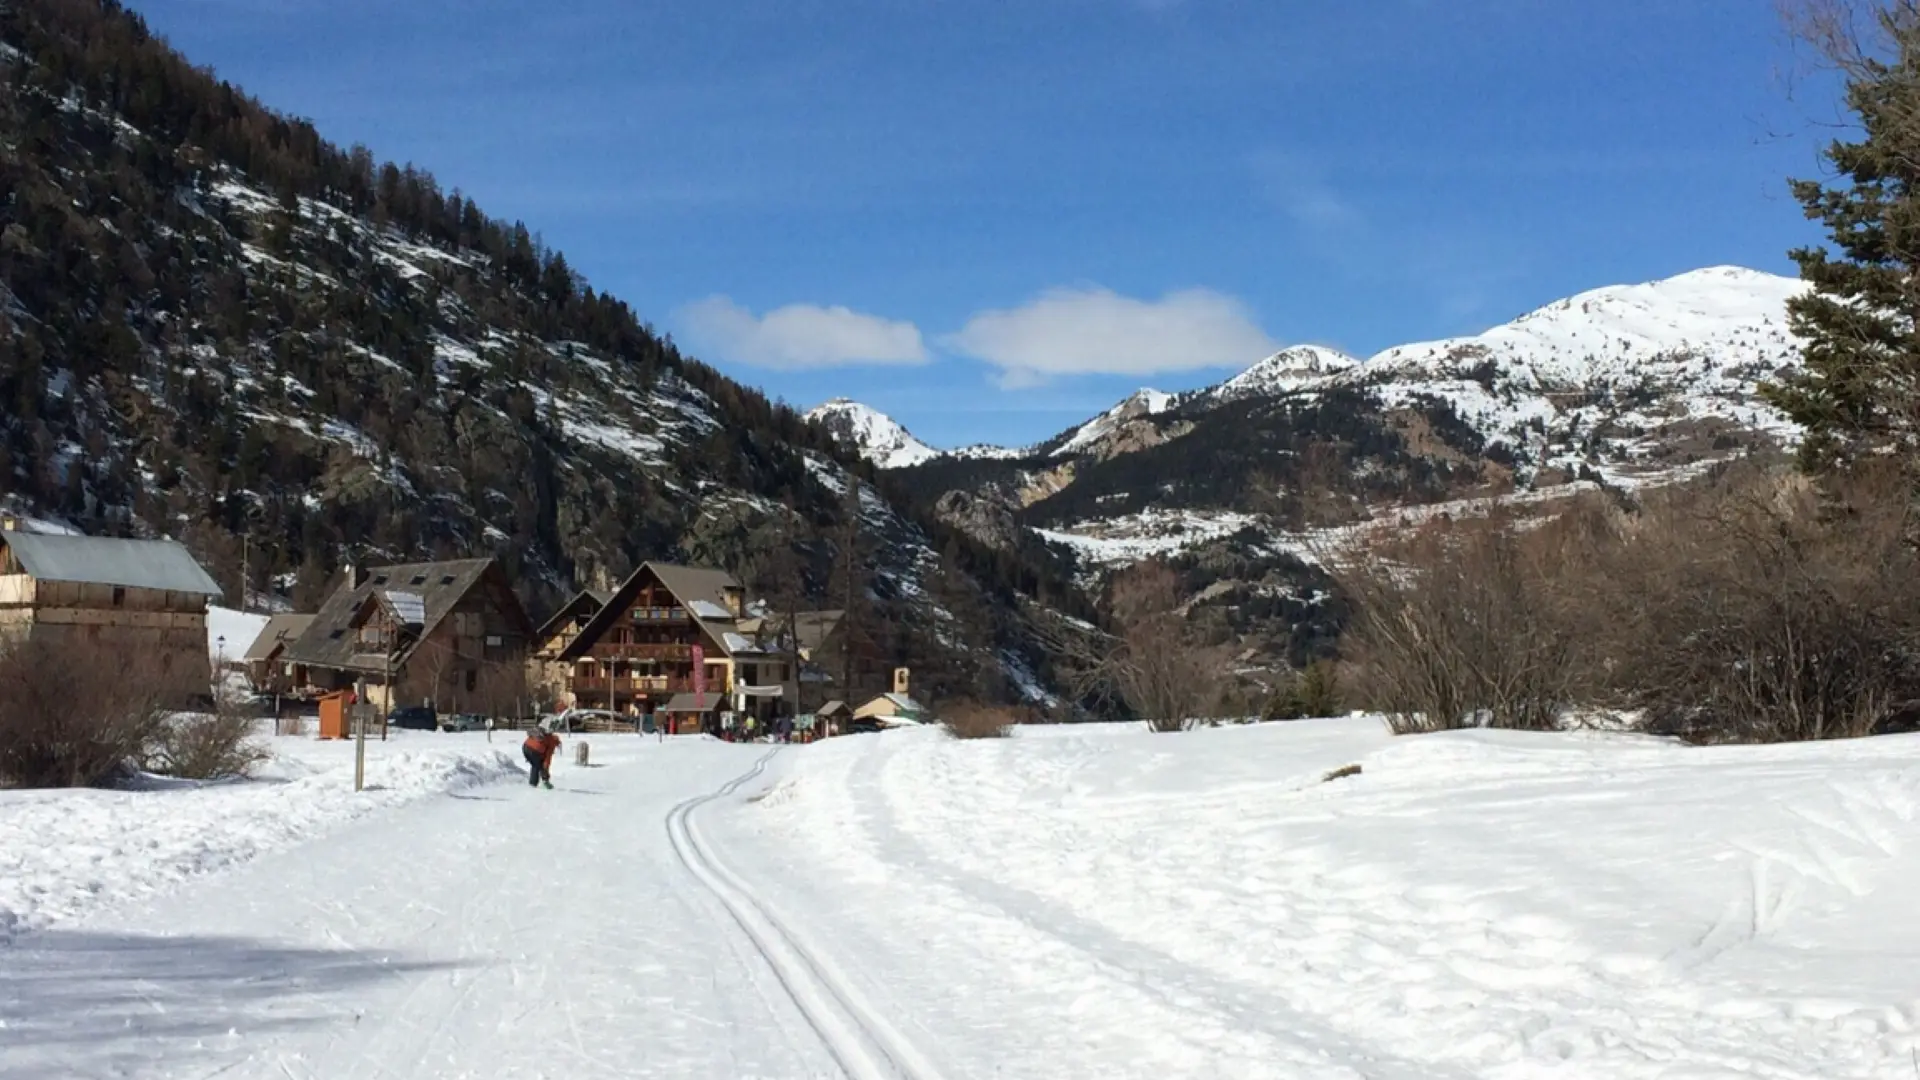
<box><xmin>665</xmin><ymin>749</ymin><xmax>943</xmax><ymax>1080</ymax></box>
<box><xmin>8</xmin><ymin>721</ymin><xmax>1920</xmax><ymax>1079</ymax></box>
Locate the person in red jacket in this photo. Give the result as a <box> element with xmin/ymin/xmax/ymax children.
<box><xmin>522</xmin><ymin>723</ymin><xmax>560</xmax><ymax>789</ymax></box>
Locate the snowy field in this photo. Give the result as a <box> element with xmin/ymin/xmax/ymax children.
<box><xmin>0</xmin><ymin>730</ymin><xmax>522</xmax><ymax>942</ymax></box>
<box><xmin>4</xmin><ymin>720</ymin><xmax>1917</xmax><ymax>1078</ymax></box>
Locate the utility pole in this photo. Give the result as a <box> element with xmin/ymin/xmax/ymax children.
<box><xmin>239</xmin><ymin>534</ymin><xmax>248</xmax><ymax>614</ymax></box>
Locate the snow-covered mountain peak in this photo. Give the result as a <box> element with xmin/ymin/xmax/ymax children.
<box><xmin>1209</xmin><ymin>345</ymin><xmax>1362</xmax><ymax>403</ymax></box>
<box><xmin>1053</xmin><ymin>387</ymin><xmax>1178</xmax><ymax>458</ymax></box>
<box><xmin>1366</xmin><ymin>266</ymin><xmax>1806</xmax><ymax>387</ymax></box>
<box><xmin>805</xmin><ymin>399</ymin><xmax>940</xmax><ymax>470</ymax></box>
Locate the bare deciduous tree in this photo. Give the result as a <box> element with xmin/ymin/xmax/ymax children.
<box><xmin>1041</xmin><ymin>561</ymin><xmax>1219</xmax><ymax>732</ymax></box>
<box><xmin>0</xmin><ymin>635</ymin><xmax>170</xmax><ymax>787</ymax></box>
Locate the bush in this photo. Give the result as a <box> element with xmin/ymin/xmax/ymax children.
<box><xmin>1601</xmin><ymin>465</ymin><xmax>1920</xmax><ymax>743</ymax></box>
<box><xmin>0</xmin><ymin>635</ymin><xmax>171</xmax><ymax>788</ymax></box>
<box><xmin>1331</xmin><ymin>462</ymin><xmax>1920</xmax><ymax>745</ymax></box>
<box><xmin>941</xmin><ymin>702</ymin><xmax>1017</xmax><ymax>740</ymax></box>
<box><xmin>145</xmin><ymin>708</ymin><xmax>271</xmax><ymax>780</ymax></box>
<box><xmin>1333</xmin><ymin>513</ymin><xmax>1588</xmax><ymax>735</ymax></box>
<box><xmin>1262</xmin><ymin>660</ymin><xmax>1344</xmax><ymax>721</ymax></box>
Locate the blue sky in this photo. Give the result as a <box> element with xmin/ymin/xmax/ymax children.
<box><xmin>138</xmin><ymin>0</ymin><xmax>1839</xmax><ymax>449</ymax></box>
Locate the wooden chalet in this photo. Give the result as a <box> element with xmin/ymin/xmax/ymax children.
<box><xmin>527</xmin><ymin>588</ymin><xmax>612</xmax><ymax>709</ymax></box>
<box><xmin>0</xmin><ymin>524</ymin><xmax>223</xmax><ymax>701</ymax></box>
<box><xmin>557</xmin><ymin>562</ymin><xmax>791</xmax><ymax>734</ymax></box>
<box><xmin>242</xmin><ymin>612</ymin><xmax>316</xmax><ymax>695</ymax></box>
<box><xmin>282</xmin><ymin>559</ymin><xmax>533</xmax><ymax>713</ymax></box>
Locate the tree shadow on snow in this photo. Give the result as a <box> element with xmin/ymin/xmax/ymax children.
<box><xmin>0</xmin><ymin>929</ymin><xmax>473</xmax><ymax>1078</ymax></box>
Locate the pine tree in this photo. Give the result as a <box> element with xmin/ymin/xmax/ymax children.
<box><xmin>1763</xmin><ymin>3</ymin><xmax>1920</xmax><ymax>473</ymax></box>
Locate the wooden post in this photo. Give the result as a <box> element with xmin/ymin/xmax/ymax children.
<box><xmin>353</xmin><ymin>679</ymin><xmax>367</xmax><ymax>793</ymax></box>
<box><xmin>382</xmin><ymin>639</ymin><xmax>392</xmax><ymax>741</ymax></box>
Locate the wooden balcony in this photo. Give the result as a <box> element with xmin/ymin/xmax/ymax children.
<box><xmin>576</xmin><ymin>676</ymin><xmax>727</xmax><ymax>696</ymax></box>
<box><xmin>628</xmin><ymin>607</ymin><xmax>692</xmax><ymax>624</ymax></box>
<box><xmin>585</xmin><ymin>642</ymin><xmax>695</xmax><ymax>661</ymax></box>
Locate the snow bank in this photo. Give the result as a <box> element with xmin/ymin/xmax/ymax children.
<box><xmin>734</xmin><ymin>719</ymin><xmax>1920</xmax><ymax>1078</ymax></box>
<box><xmin>206</xmin><ymin>605</ymin><xmax>269</xmax><ymax>663</ymax></box>
<box><xmin>0</xmin><ymin>732</ymin><xmax>520</xmax><ymax>943</ymax></box>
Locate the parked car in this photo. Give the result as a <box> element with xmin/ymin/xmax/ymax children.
<box><xmin>441</xmin><ymin>713</ymin><xmax>489</xmax><ymax>732</ymax></box>
<box><xmin>387</xmin><ymin>706</ymin><xmax>439</xmax><ymax>731</ymax></box>
<box><xmin>553</xmin><ymin>707</ymin><xmax>630</xmax><ymax>733</ymax></box>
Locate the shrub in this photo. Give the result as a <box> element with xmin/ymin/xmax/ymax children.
<box><xmin>1044</xmin><ymin>561</ymin><xmax>1220</xmax><ymax>732</ymax></box>
<box><xmin>145</xmin><ymin>707</ymin><xmax>271</xmax><ymax>780</ymax></box>
<box><xmin>1601</xmin><ymin>465</ymin><xmax>1920</xmax><ymax>743</ymax></box>
<box><xmin>1333</xmin><ymin>512</ymin><xmax>1590</xmax><ymax>735</ymax></box>
<box><xmin>1262</xmin><ymin>660</ymin><xmax>1344</xmax><ymax>721</ymax></box>
<box><xmin>0</xmin><ymin>635</ymin><xmax>170</xmax><ymax>788</ymax></box>
<box><xmin>1331</xmin><ymin>462</ymin><xmax>1920</xmax><ymax>745</ymax></box>
<box><xmin>941</xmin><ymin>702</ymin><xmax>1017</xmax><ymax>740</ymax></box>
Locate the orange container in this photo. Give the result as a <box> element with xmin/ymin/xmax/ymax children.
<box><xmin>317</xmin><ymin>690</ymin><xmax>355</xmax><ymax>740</ymax></box>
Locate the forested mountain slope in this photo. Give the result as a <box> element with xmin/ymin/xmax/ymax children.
<box><xmin>0</xmin><ymin>0</ymin><xmax>1083</xmax><ymax>703</ymax></box>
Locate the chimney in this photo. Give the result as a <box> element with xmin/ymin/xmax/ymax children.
<box><xmin>724</xmin><ymin>585</ymin><xmax>744</xmax><ymax>618</ymax></box>
<box><xmin>893</xmin><ymin>667</ymin><xmax>910</xmax><ymax>695</ymax></box>
<box><xmin>0</xmin><ymin>515</ymin><xmax>17</xmax><ymax>533</ymax></box>
<box><xmin>344</xmin><ymin>559</ymin><xmax>368</xmax><ymax>589</ymax></box>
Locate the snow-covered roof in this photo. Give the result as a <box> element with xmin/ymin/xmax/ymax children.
<box><xmin>382</xmin><ymin>590</ymin><xmax>427</xmax><ymax>627</ymax></box>
<box><xmin>1</xmin><ymin>530</ymin><xmax>223</xmax><ymax>596</ymax></box>
<box><xmin>689</xmin><ymin>600</ymin><xmax>734</xmax><ymax>621</ymax></box>
<box><xmin>721</xmin><ymin>631</ymin><xmax>767</xmax><ymax>655</ymax></box>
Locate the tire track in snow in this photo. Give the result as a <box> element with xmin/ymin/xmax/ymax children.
<box><xmin>667</xmin><ymin>750</ymin><xmax>943</xmax><ymax>1080</ymax></box>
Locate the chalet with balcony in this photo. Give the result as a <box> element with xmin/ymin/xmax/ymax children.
<box><xmin>282</xmin><ymin>558</ymin><xmax>534</xmax><ymax>713</ymax></box>
<box><xmin>0</xmin><ymin>524</ymin><xmax>223</xmax><ymax>701</ymax></box>
<box><xmin>557</xmin><ymin>562</ymin><xmax>791</xmax><ymax>733</ymax></box>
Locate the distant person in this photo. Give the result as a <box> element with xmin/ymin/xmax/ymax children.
<box><xmin>775</xmin><ymin>714</ymin><xmax>793</xmax><ymax>743</ymax></box>
<box><xmin>522</xmin><ymin>722</ymin><xmax>560</xmax><ymax>789</ymax></box>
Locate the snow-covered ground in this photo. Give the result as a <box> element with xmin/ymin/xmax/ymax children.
<box><xmin>207</xmin><ymin>604</ymin><xmax>270</xmax><ymax>663</ymax></box>
<box><xmin>731</xmin><ymin>721</ymin><xmax>1920</xmax><ymax>1079</ymax></box>
<box><xmin>0</xmin><ymin>730</ymin><xmax>520</xmax><ymax>943</ymax></box>
<box><xmin>6</xmin><ymin>720</ymin><xmax>1916</xmax><ymax>1078</ymax></box>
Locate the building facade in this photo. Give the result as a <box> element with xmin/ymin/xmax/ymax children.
<box><xmin>282</xmin><ymin>559</ymin><xmax>534</xmax><ymax>713</ymax></box>
<box><xmin>0</xmin><ymin>525</ymin><xmax>223</xmax><ymax>701</ymax></box>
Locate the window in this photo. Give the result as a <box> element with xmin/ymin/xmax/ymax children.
<box><xmin>441</xmin><ymin>575</ymin><xmax>456</xmax><ymax>585</ymax></box>
<box><xmin>111</xmin><ymin>586</ymin><xmax>125</xmax><ymax>607</ymax></box>
<box><xmin>410</xmin><ymin>574</ymin><xmax>427</xmax><ymax>586</ymax></box>
<box><xmin>373</xmin><ymin>575</ymin><xmax>389</xmax><ymax>586</ymax></box>
<box><xmin>329</xmin><ymin>629</ymin><xmax>345</xmax><ymax>640</ymax></box>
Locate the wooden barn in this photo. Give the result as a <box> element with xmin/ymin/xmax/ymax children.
<box><xmin>0</xmin><ymin>524</ymin><xmax>223</xmax><ymax>701</ymax></box>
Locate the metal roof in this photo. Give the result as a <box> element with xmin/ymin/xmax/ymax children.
<box><xmin>1</xmin><ymin>530</ymin><xmax>222</xmax><ymax>596</ymax></box>
<box><xmin>242</xmin><ymin>613</ymin><xmax>317</xmax><ymax>661</ymax></box>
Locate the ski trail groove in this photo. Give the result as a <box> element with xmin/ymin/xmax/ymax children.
<box><xmin>667</xmin><ymin>750</ymin><xmax>943</xmax><ymax>1080</ymax></box>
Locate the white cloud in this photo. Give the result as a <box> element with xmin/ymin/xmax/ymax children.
<box><xmin>946</xmin><ymin>287</ymin><xmax>1280</xmax><ymax>386</ymax></box>
<box><xmin>676</xmin><ymin>296</ymin><xmax>929</xmax><ymax>370</ymax></box>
